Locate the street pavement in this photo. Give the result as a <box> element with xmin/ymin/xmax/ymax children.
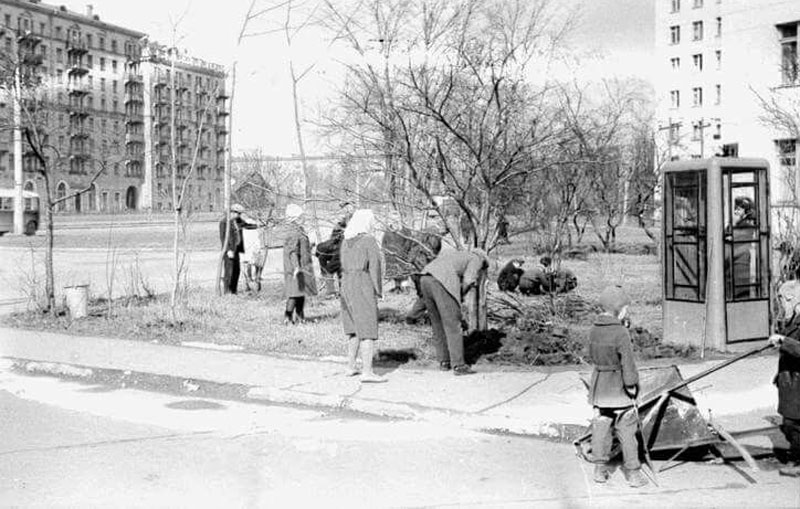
<box><xmin>0</xmin><ymin>326</ymin><xmax>787</xmax><ymax>449</ymax></box>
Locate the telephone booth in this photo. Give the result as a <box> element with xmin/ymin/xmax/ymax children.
<box><xmin>662</xmin><ymin>158</ymin><xmax>771</xmax><ymax>351</ymax></box>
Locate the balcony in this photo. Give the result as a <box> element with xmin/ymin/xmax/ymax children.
<box><xmin>216</xmin><ymin>126</ymin><xmax>228</xmax><ymax>135</ymax></box>
<box><xmin>67</xmin><ymin>64</ymin><xmax>89</xmax><ymax>77</ymax></box>
<box><xmin>70</xmin><ymin>151</ymin><xmax>90</xmax><ymax>161</ymax></box>
<box><xmin>217</xmin><ymin>91</ymin><xmax>229</xmax><ymax>100</ymax></box>
<box><xmin>16</xmin><ymin>30</ymin><xmax>41</xmax><ymax>47</ymax></box>
<box><xmin>124</xmin><ymin>92</ymin><xmax>143</xmax><ymax>105</ymax></box>
<box><xmin>217</xmin><ymin>108</ymin><xmax>229</xmax><ymax>117</ymax></box>
<box><xmin>125</xmin><ymin>116</ymin><xmax>144</xmax><ymax>125</ymax></box>
<box><xmin>21</xmin><ymin>53</ymin><xmax>43</xmax><ymax>67</ymax></box>
<box><xmin>70</xmin><ymin>130</ymin><xmax>90</xmax><ymax>140</ymax></box>
<box><xmin>68</xmin><ymin>84</ymin><xmax>90</xmax><ymax>97</ymax></box>
<box><xmin>69</xmin><ymin>107</ymin><xmax>89</xmax><ymax>119</ymax></box>
<box><xmin>124</xmin><ymin>72</ymin><xmax>142</xmax><ymax>85</ymax></box>
<box><xmin>153</xmin><ymin>76</ymin><xmax>168</xmax><ymax>88</ymax></box>
<box><xmin>66</xmin><ymin>39</ymin><xmax>89</xmax><ymax>55</ymax></box>
<box><xmin>125</xmin><ymin>132</ymin><xmax>144</xmax><ymax>145</ymax></box>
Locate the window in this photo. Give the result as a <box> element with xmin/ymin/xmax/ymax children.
<box><xmin>716</xmin><ymin>50</ymin><xmax>722</xmax><ymax>70</ymax></box>
<box><xmin>693</xmin><ymin>21</ymin><xmax>704</xmax><ymax>41</ymax></box>
<box><xmin>100</xmin><ymin>77</ymin><xmax>106</xmax><ymax>90</ymax></box>
<box><xmin>693</xmin><ymin>86</ymin><xmax>703</xmax><ymax>106</ymax></box>
<box><xmin>87</xmin><ymin>55</ymin><xmax>93</xmax><ymax>68</ymax></box>
<box><xmin>716</xmin><ymin>17</ymin><xmax>722</xmax><ymax>37</ymax></box>
<box><xmin>100</xmin><ymin>57</ymin><xmax>105</xmax><ymax>71</ymax></box>
<box><xmin>56</xmin><ymin>69</ymin><xmax>63</xmax><ymax>83</ymax></box>
<box><xmin>112</xmin><ymin>60</ymin><xmax>117</xmax><ymax>73</ymax></box>
<box><xmin>722</xmin><ymin>169</ymin><xmax>769</xmax><ymax>301</ymax></box>
<box><xmin>715</xmin><ymin>84</ymin><xmax>721</xmax><ymax>104</ymax></box>
<box><xmin>112</xmin><ymin>80</ymin><xmax>118</xmax><ymax>93</ymax></box>
<box><xmin>672</xmin><ymin>0</ymin><xmax>681</xmax><ymax>12</ymax></box>
<box><xmin>693</xmin><ymin>53</ymin><xmax>703</xmax><ymax>70</ymax></box>
<box><xmin>714</xmin><ymin>122</ymin><xmax>721</xmax><ymax>140</ymax></box>
<box><xmin>779</xmin><ymin>22</ymin><xmax>799</xmax><ymax>86</ymax></box>
<box><xmin>4</xmin><ymin>14</ymin><xmax>10</xmax><ymax>27</ymax></box>
<box><xmin>111</xmin><ymin>39</ymin><xmax>117</xmax><ymax>53</ymax></box>
<box><xmin>56</xmin><ymin>48</ymin><xmax>63</xmax><ymax>63</ymax></box>
<box><xmin>99</xmin><ymin>36</ymin><xmax>105</xmax><ymax>50</ymax></box>
<box><xmin>671</xmin><ymin>25</ymin><xmax>681</xmax><ymax>45</ymax></box>
<box><xmin>664</xmin><ymin>171</ymin><xmax>707</xmax><ymax>302</ymax></box>
<box><xmin>776</xmin><ymin>138</ymin><xmax>797</xmax><ymax>167</ymax></box>
<box><xmin>670</xmin><ymin>90</ymin><xmax>681</xmax><ymax>108</ymax></box>
<box><xmin>39</xmin><ymin>22</ymin><xmax>45</xmax><ymax>34</ymax></box>
<box><xmin>669</xmin><ymin>123</ymin><xmax>681</xmax><ymax>144</ymax></box>
<box><xmin>86</xmin><ymin>34</ymin><xmax>93</xmax><ymax>48</ymax></box>
<box><xmin>671</xmin><ymin>57</ymin><xmax>681</xmax><ymax>69</ymax></box>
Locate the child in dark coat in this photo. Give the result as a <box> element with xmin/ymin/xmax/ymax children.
<box><xmin>587</xmin><ymin>285</ymin><xmax>647</xmax><ymax>488</ymax></box>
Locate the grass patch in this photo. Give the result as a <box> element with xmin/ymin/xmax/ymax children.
<box><xmin>3</xmin><ymin>247</ymin><xmax>699</xmax><ymax>368</ymax></box>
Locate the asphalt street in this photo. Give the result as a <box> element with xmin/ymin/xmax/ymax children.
<box><xmin>1</xmin><ymin>360</ymin><xmax>798</xmax><ymax>508</ymax></box>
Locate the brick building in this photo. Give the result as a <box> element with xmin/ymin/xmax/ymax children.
<box><xmin>0</xmin><ymin>0</ymin><xmax>227</xmax><ymax>213</ymax></box>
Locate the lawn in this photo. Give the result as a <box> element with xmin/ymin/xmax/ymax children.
<box><xmin>3</xmin><ymin>233</ymin><xmax>676</xmax><ymax>369</ymax></box>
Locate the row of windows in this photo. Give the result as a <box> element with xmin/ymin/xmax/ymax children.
<box><xmin>669</xmin><ymin>18</ymin><xmax>722</xmax><ymax>44</ymax></box>
<box><xmin>669</xmin><ymin>85</ymin><xmax>722</xmax><ymax>108</ymax></box>
<box><xmin>670</xmin><ymin>50</ymin><xmax>722</xmax><ymax>71</ymax></box>
<box><xmin>670</xmin><ymin>0</ymin><xmax>721</xmax><ymax>13</ymax></box>
<box><xmin>3</xmin><ymin>12</ymin><xmax>134</xmax><ymax>56</ymax></box>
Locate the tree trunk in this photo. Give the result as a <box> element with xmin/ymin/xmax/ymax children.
<box><xmin>45</xmin><ymin>203</ymin><xmax>55</xmax><ymax>313</ymax></box>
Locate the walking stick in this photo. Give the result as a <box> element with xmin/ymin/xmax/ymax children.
<box><xmin>632</xmin><ymin>397</ymin><xmax>659</xmax><ymax>487</ymax></box>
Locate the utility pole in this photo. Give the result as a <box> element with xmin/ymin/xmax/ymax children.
<box><xmin>12</xmin><ymin>61</ymin><xmax>23</xmax><ymax>235</ymax></box>
<box><xmin>697</xmin><ymin>117</ymin><xmax>711</xmax><ymax>158</ymax></box>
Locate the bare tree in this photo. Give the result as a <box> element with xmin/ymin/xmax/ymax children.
<box><xmin>0</xmin><ymin>38</ymin><xmax>123</xmax><ymax>312</ymax></box>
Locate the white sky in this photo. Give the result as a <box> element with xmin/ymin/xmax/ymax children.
<box><xmin>78</xmin><ymin>0</ymin><xmax>655</xmax><ymax>157</ymax></box>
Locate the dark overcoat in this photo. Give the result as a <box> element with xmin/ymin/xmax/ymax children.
<box><xmin>776</xmin><ymin>315</ymin><xmax>800</xmax><ymax>420</ymax></box>
<box><xmin>219</xmin><ymin>217</ymin><xmax>244</xmax><ymax>254</ymax></box>
<box><xmin>340</xmin><ymin>234</ymin><xmax>383</xmax><ymax>339</ymax></box>
<box><xmin>422</xmin><ymin>250</ymin><xmax>486</xmax><ymax>304</ymax></box>
<box><xmin>283</xmin><ymin>223</ymin><xmax>317</xmax><ymax>298</ymax></box>
<box><xmin>587</xmin><ymin>314</ymin><xmax>639</xmax><ymax>408</ymax></box>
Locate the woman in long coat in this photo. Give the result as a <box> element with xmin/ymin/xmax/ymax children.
<box><xmin>340</xmin><ymin>209</ymin><xmax>385</xmax><ymax>383</ymax></box>
<box><xmin>283</xmin><ymin>203</ymin><xmax>317</xmax><ymax>324</ymax></box>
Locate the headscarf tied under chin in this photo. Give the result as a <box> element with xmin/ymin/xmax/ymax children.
<box><xmin>285</xmin><ymin>204</ymin><xmax>304</xmax><ymax>223</ymax></box>
<box><xmin>344</xmin><ymin>209</ymin><xmax>376</xmax><ymax>240</ymax></box>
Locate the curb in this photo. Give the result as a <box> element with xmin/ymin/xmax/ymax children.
<box><xmin>246</xmin><ymin>386</ymin><xmax>587</xmax><ymax>442</ymax></box>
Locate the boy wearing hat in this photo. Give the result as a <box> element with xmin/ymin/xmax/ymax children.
<box><xmin>588</xmin><ymin>285</ymin><xmax>647</xmax><ymax>488</ymax></box>
<box><xmin>768</xmin><ymin>280</ymin><xmax>800</xmax><ymax>477</ymax></box>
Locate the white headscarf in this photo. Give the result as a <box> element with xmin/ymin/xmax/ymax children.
<box><xmin>344</xmin><ymin>209</ymin><xmax>376</xmax><ymax>239</ymax></box>
<box><xmin>285</xmin><ymin>203</ymin><xmax>304</xmax><ymax>223</ymax></box>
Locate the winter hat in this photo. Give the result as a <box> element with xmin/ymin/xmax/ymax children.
<box><xmin>597</xmin><ymin>285</ymin><xmax>631</xmax><ymax>315</ymax></box>
<box><xmin>230</xmin><ymin>203</ymin><xmax>245</xmax><ymax>213</ymax></box>
<box><xmin>285</xmin><ymin>203</ymin><xmax>304</xmax><ymax>222</ymax></box>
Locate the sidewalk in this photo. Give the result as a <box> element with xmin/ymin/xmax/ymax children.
<box><xmin>0</xmin><ymin>326</ymin><xmax>783</xmax><ymax>442</ymax></box>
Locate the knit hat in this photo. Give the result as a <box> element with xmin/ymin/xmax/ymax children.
<box><xmin>597</xmin><ymin>285</ymin><xmax>631</xmax><ymax>314</ymax></box>
<box><xmin>285</xmin><ymin>203</ymin><xmax>304</xmax><ymax>222</ymax></box>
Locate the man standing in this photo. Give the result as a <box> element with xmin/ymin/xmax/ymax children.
<box><xmin>219</xmin><ymin>203</ymin><xmax>246</xmax><ymax>294</ymax></box>
<box><xmin>768</xmin><ymin>280</ymin><xmax>800</xmax><ymax>477</ymax></box>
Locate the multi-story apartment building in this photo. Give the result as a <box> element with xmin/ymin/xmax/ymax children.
<box><xmin>0</xmin><ymin>0</ymin><xmax>228</xmax><ymax>213</ymax></box>
<box><xmin>655</xmin><ymin>0</ymin><xmax>800</xmax><ymax>208</ymax></box>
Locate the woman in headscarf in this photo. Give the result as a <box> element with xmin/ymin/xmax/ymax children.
<box><xmin>282</xmin><ymin>203</ymin><xmax>317</xmax><ymax>324</ymax></box>
<box><xmin>340</xmin><ymin>209</ymin><xmax>385</xmax><ymax>383</ymax></box>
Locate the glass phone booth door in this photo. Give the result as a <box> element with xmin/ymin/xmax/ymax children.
<box><xmin>722</xmin><ymin>166</ymin><xmax>770</xmax><ymax>343</ymax></box>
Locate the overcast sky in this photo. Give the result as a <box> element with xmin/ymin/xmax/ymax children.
<box><xmin>80</xmin><ymin>0</ymin><xmax>655</xmax><ymax>156</ymax></box>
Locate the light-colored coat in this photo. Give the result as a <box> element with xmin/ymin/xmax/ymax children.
<box><xmin>587</xmin><ymin>315</ymin><xmax>639</xmax><ymax>408</ymax></box>
<box><xmin>422</xmin><ymin>250</ymin><xmax>486</xmax><ymax>304</ymax></box>
<box><xmin>340</xmin><ymin>234</ymin><xmax>383</xmax><ymax>339</ymax></box>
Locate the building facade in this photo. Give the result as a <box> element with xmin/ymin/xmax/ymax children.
<box><xmin>655</xmin><ymin>0</ymin><xmax>800</xmax><ymax>207</ymax></box>
<box><xmin>0</xmin><ymin>0</ymin><xmax>227</xmax><ymax>213</ymax></box>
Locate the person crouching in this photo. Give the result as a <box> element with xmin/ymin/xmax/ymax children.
<box><xmin>588</xmin><ymin>285</ymin><xmax>647</xmax><ymax>488</ymax></box>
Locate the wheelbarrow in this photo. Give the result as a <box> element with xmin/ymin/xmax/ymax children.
<box><xmin>574</xmin><ymin>344</ymin><xmax>774</xmax><ymax>483</ymax></box>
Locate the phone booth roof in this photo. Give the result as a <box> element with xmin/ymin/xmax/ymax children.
<box><xmin>663</xmin><ymin>157</ymin><xmax>769</xmax><ymax>174</ymax></box>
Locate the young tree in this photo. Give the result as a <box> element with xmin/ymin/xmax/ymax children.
<box><xmin>0</xmin><ymin>30</ymin><xmax>122</xmax><ymax>312</ymax></box>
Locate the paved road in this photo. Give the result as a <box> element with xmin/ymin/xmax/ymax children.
<box><xmin>1</xmin><ymin>361</ymin><xmax>798</xmax><ymax>508</ymax></box>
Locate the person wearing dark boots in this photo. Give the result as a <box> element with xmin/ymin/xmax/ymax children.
<box><xmin>768</xmin><ymin>280</ymin><xmax>800</xmax><ymax>478</ymax></box>
<box><xmin>219</xmin><ymin>203</ymin><xmax>246</xmax><ymax>294</ymax></box>
<box><xmin>419</xmin><ymin>249</ymin><xmax>488</xmax><ymax>376</ymax></box>
<box><xmin>282</xmin><ymin>204</ymin><xmax>317</xmax><ymax>324</ymax></box>
<box><xmin>588</xmin><ymin>285</ymin><xmax>648</xmax><ymax>488</ymax></box>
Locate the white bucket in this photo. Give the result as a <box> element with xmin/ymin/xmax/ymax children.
<box><xmin>64</xmin><ymin>285</ymin><xmax>89</xmax><ymax>319</ymax></box>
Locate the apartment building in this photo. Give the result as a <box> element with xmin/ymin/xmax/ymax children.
<box><xmin>0</xmin><ymin>0</ymin><xmax>227</xmax><ymax>213</ymax></box>
<box><xmin>655</xmin><ymin>0</ymin><xmax>800</xmax><ymax>207</ymax></box>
